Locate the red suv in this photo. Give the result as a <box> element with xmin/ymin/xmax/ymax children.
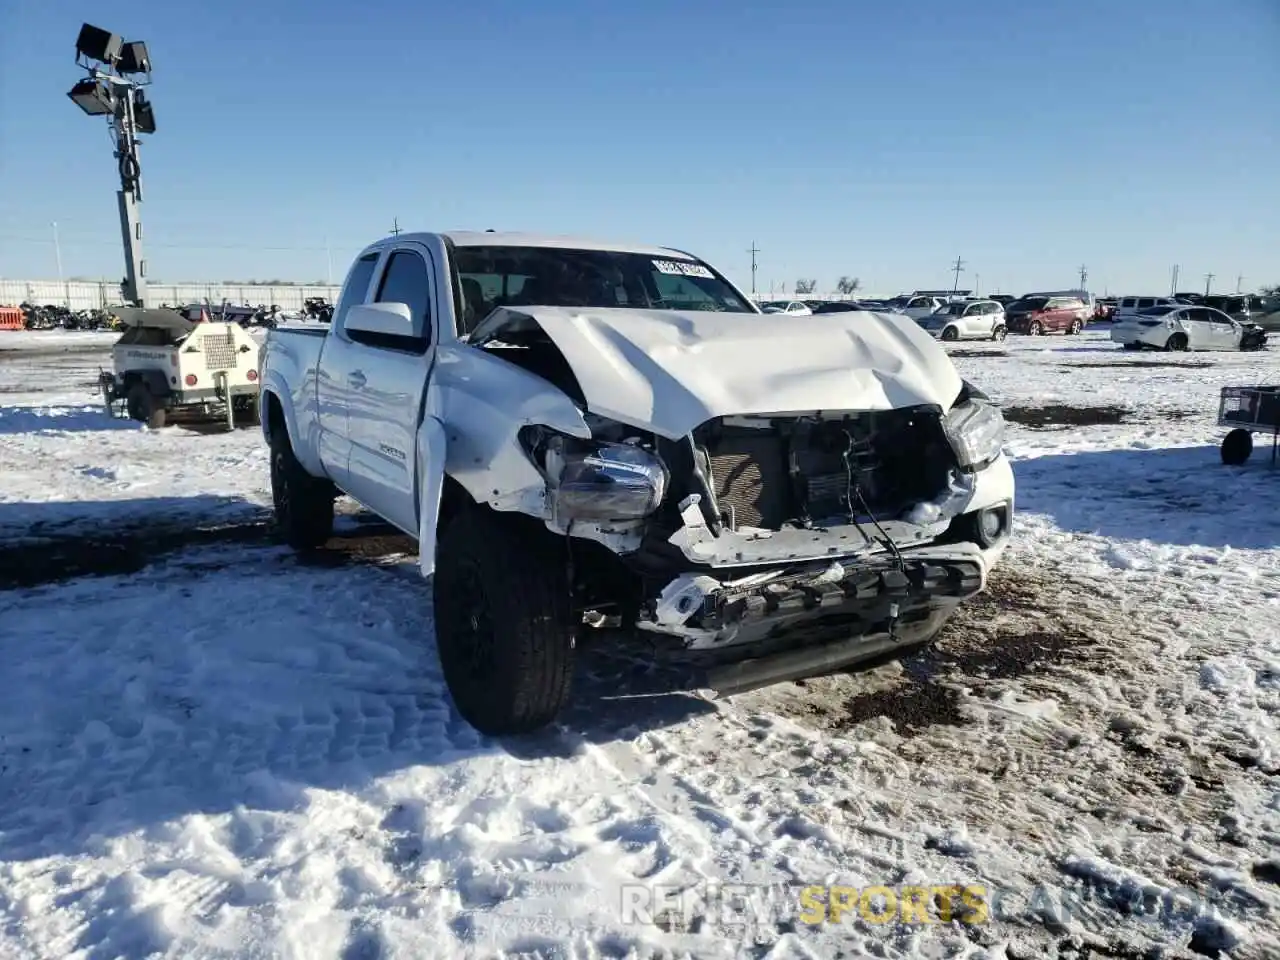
<box><xmin>1005</xmin><ymin>296</ymin><xmax>1088</xmax><ymax>335</ymax></box>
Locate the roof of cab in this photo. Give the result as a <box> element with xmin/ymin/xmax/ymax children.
<box><xmin>367</xmin><ymin>230</ymin><xmax>694</xmax><ymax>259</ymax></box>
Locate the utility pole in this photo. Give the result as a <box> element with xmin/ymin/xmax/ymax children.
<box><xmin>52</xmin><ymin>222</ymin><xmax>63</xmax><ymax>282</ymax></box>
<box><xmin>1170</xmin><ymin>264</ymin><xmax>1180</xmax><ymax>296</ymax></box>
<box><xmin>950</xmin><ymin>256</ymin><xmax>966</xmax><ymax>295</ymax></box>
<box><xmin>1236</xmin><ymin>274</ymin><xmax>1244</xmax><ymax>294</ymax></box>
<box><xmin>748</xmin><ymin>241</ymin><xmax>760</xmax><ymax>298</ymax></box>
<box><xmin>1078</xmin><ymin>264</ymin><xmax>1088</xmax><ymax>291</ymax></box>
<box><xmin>52</xmin><ymin>221</ymin><xmax>68</xmax><ymax>308</ymax></box>
<box><xmin>390</xmin><ymin>218</ymin><xmax>402</xmax><ymax>237</ymax></box>
<box><xmin>974</xmin><ymin>273</ymin><xmax>980</xmax><ymax>296</ymax></box>
<box><xmin>1204</xmin><ymin>272</ymin><xmax>1215</xmax><ymax>297</ymax></box>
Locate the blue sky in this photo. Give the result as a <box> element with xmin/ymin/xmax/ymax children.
<box><xmin>1</xmin><ymin>0</ymin><xmax>1276</xmax><ymax>296</ymax></box>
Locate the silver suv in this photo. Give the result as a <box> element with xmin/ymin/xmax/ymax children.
<box><xmin>921</xmin><ymin>299</ymin><xmax>1008</xmax><ymax>342</ymax></box>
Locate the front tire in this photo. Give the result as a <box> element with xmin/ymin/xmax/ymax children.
<box><xmin>434</xmin><ymin>508</ymin><xmax>576</xmax><ymax>736</ymax></box>
<box><xmin>1068</xmin><ymin>319</ymin><xmax>1083</xmax><ymax>335</ymax></box>
<box><xmin>1029</xmin><ymin>320</ymin><xmax>1044</xmax><ymax>336</ymax></box>
<box><xmin>270</xmin><ymin>431</ymin><xmax>335</xmax><ymax>549</ymax></box>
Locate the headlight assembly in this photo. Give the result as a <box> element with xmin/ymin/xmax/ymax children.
<box><xmin>943</xmin><ymin>384</ymin><xmax>1005</xmax><ymax>471</ymax></box>
<box><xmin>519</xmin><ymin>424</ymin><xmax>668</xmax><ymax>522</ymax></box>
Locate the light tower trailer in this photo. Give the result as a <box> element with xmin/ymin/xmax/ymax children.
<box><xmin>99</xmin><ymin>307</ymin><xmax>262</xmax><ymax>429</ymax></box>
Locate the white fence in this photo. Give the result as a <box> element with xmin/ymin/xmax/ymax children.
<box><xmin>0</xmin><ymin>279</ymin><xmax>343</xmax><ymax>313</ymax></box>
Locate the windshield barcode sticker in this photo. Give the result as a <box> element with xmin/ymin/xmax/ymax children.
<box><xmin>653</xmin><ymin>259</ymin><xmax>714</xmax><ymax>279</ymax></box>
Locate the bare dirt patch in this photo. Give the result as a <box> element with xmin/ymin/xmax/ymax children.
<box><xmin>1003</xmin><ymin>404</ymin><xmax>1131</xmax><ymax>428</ymax></box>
<box><xmin>751</xmin><ymin>567</ymin><xmax>1105</xmax><ymax>737</ymax></box>
<box><xmin>1062</xmin><ymin>359</ymin><xmax>1215</xmax><ymax>369</ymax></box>
<box><xmin>0</xmin><ymin>514</ymin><xmax>412</xmax><ymax>589</ymax></box>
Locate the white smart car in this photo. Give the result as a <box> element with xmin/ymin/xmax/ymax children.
<box><xmin>1110</xmin><ymin>304</ymin><xmax>1267</xmax><ymax>352</ymax></box>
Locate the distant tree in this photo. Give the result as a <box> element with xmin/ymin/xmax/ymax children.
<box><xmin>794</xmin><ymin>278</ymin><xmax>817</xmax><ymax>295</ymax></box>
<box><xmin>835</xmin><ymin>276</ymin><xmax>861</xmax><ymax>295</ymax></box>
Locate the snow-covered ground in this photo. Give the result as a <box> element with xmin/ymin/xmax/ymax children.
<box><xmin>2</xmin><ymin>328</ymin><xmax>1279</xmax><ymax>959</ymax></box>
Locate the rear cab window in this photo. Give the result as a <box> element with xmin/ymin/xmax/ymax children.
<box><xmin>367</xmin><ymin>250</ymin><xmax>433</xmax><ymax>353</ymax></box>
<box><xmin>333</xmin><ymin>253</ymin><xmax>379</xmax><ymax>333</ymax></box>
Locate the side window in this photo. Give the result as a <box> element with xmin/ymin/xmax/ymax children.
<box><xmin>333</xmin><ymin>253</ymin><xmax>379</xmax><ymax>331</ymax></box>
<box><xmin>1209</xmin><ymin>309</ymin><xmax>1234</xmax><ymax>324</ymax></box>
<box><xmin>1137</xmin><ymin>298</ymin><xmax>1155</xmax><ymax>309</ymax></box>
<box><xmin>366</xmin><ymin>250</ymin><xmax>432</xmax><ymax>352</ymax></box>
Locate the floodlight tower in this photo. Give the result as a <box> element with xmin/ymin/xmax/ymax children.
<box><xmin>67</xmin><ymin>24</ymin><xmax>155</xmax><ymax>307</ymax></box>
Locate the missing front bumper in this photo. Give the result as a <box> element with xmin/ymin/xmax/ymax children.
<box><xmin>638</xmin><ymin>549</ymin><xmax>985</xmax><ymax>650</ymax></box>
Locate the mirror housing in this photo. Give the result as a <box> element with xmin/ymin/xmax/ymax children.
<box><xmin>345</xmin><ymin>302</ymin><xmax>414</xmax><ymax>337</ymax></box>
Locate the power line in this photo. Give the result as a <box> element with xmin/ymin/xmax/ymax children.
<box><xmin>0</xmin><ymin>234</ymin><xmax>336</xmax><ymax>252</ymax></box>
<box><xmin>747</xmin><ymin>241</ymin><xmax>759</xmax><ymax>297</ymax></box>
<box><xmin>1078</xmin><ymin>264</ymin><xmax>1088</xmax><ymax>290</ymax></box>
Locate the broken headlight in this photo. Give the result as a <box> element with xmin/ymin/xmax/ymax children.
<box><xmin>519</xmin><ymin>425</ymin><xmax>668</xmax><ymax>522</ymax></box>
<box><xmin>943</xmin><ymin>383</ymin><xmax>1005</xmax><ymax>471</ymax></box>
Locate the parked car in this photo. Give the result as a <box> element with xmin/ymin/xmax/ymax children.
<box><xmin>258</xmin><ymin>230</ymin><xmax>1015</xmax><ymax>735</ymax></box>
<box><xmin>812</xmin><ymin>301</ymin><xmax>866</xmax><ymax>314</ymax></box>
<box><xmin>1004</xmin><ymin>296</ymin><xmax>1088</xmax><ymax>335</ymax></box>
<box><xmin>987</xmin><ymin>295</ymin><xmax>1016</xmax><ymax>307</ymax></box>
<box><xmin>1174</xmin><ymin>292</ymin><xmax>1205</xmax><ymax>305</ymax></box>
<box><xmin>1246</xmin><ymin>294</ymin><xmax>1280</xmax><ymax>331</ymax></box>
<box><xmin>884</xmin><ymin>295</ymin><xmax>949</xmax><ymax>321</ymax></box>
<box><xmin>1113</xmin><ymin>296</ymin><xmax>1181</xmax><ymax>320</ymax></box>
<box><xmin>1110</xmin><ymin>304</ymin><xmax>1267</xmax><ymax>352</ymax></box>
<box><xmin>920</xmin><ymin>299</ymin><xmax>1007</xmax><ymax>342</ymax></box>
<box><xmin>1093</xmin><ymin>298</ymin><xmax>1117</xmax><ymax>321</ymax></box>
<box><xmin>761</xmin><ymin>300</ymin><xmax>813</xmax><ymax>316</ymax></box>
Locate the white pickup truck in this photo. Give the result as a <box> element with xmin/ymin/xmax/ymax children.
<box><xmin>259</xmin><ymin>231</ymin><xmax>1015</xmax><ymax>735</ymax></box>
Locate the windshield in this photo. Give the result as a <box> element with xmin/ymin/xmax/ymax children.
<box><xmin>451</xmin><ymin>246</ymin><xmax>753</xmax><ymax>329</ymax></box>
<box><xmin>1010</xmin><ymin>297</ymin><xmax>1049</xmax><ymax>311</ymax></box>
<box><xmin>1137</xmin><ymin>306</ymin><xmax>1177</xmax><ymax>316</ymax></box>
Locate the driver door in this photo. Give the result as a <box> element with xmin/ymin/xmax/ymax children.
<box><xmin>342</xmin><ymin>243</ymin><xmax>442</xmax><ymax>536</ymax></box>
<box><xmin>1205</xmin><ymin>308</ymin><xmax>1240</xmax><ymax>351</ymax></box>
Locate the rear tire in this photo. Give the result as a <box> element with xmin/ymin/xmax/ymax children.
<box><xmin>991</xmin><ymin>325</ymin><xmax>1007</xmax><ymax>342</ymax></box>
<box><xmin>1165</xmin><ymin>333</ymin><xmax>1189</xmax><ymax>352</ymax></box>
<box><xmin>270</xmin><ymin>431</ymin><xmax>335</xmax><ymax>549</ymax></box>
<box><xmin>126</xmin><ymin>382</ymin><xmax>166</xmax><ymax>429</ymax></box>
<box><xmin>941</xmin><ymin>326</ymin><xmax>959</xmax><ymax>342</ymax></box>
<box><xmin>434</xmin><ymin>508</ymin><xmax>576</xmax><ymax>736</ymax></box>
<box><xmin>1221</xmin><ymin>428</ymin><xmax>1253</xmax><ymax>466</ymax></box>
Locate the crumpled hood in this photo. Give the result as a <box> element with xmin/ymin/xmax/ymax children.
<box><xmin>494</xmin><ymin>306</ymin><xmax>964</xmax><ymax>439</ymax></box>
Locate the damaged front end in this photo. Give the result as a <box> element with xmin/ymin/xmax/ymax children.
<box><xmin>516</xmin><ymin>383</ymin><xmax>1013</xmax><ymax>676</ymax></box>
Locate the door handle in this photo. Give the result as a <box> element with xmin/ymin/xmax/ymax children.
<box><xmin>348</xmin><ymin>371</ymin><xmax>367</xmax><ymax>388</ymax></box>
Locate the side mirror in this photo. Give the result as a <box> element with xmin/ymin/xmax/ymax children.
<box><xmin>345</xmin><ymin>302</ymin><xmax>414</xmax><ymax>337</ymax></box>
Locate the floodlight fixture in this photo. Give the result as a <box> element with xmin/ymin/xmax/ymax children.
<box><xmin>118</xmin><ymin>41</ymin><xmax>151</xmax><ymax>75</ymax></box>
<box><xmin>75</xmin><ymin>23</ymin><xmax>123</xmax><ymax>64</ymax></box>
<box><xmin>133</xmin><ymin>91</ymin><xmax>156</xmax><ymax>134</ymax></box>
<box><xmin>68</xmin><ymin>77</ymin><xmax>116</xmax><ymax>116</ymax></box>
